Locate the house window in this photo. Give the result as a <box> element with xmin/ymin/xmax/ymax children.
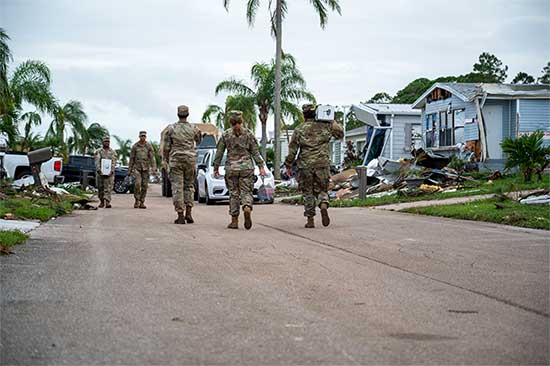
<box><xmin>425</xmin><ymin>113</ymin><xmax>437</xmax><ymax>148</ymax></box>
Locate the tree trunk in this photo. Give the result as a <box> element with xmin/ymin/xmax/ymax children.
<box><xmin>273</xmin><ymin>0</ymin><xmax>283</xmax><ymax>180</ymax></box>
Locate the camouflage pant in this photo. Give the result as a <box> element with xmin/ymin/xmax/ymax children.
<box><xmin>225</xmin><ymin>169</ymin><xmax>254</xmax><ymax>216</ymax></box>
<box><xmin>169</xmin><ymin>160</ymin><xmax>195</xmax><ymax>213</ymax></box>
<box><xmin>133</xmin><ymin>169</ymin><xmax>150</xmax><ymax>203</ymax></box>
<box><xmin>96</xmin><ymin>174</ymin><xmax>114</xmax><ymax>202</ymax></box>
<box><xmin>298</xmin><ymin>167</ymin><xmax>330</xmax><ymax>217</ymax></box>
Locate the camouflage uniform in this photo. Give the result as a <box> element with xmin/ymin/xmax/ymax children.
<box><xmin>94</xmin><ymin>147</ymin><xmax>117</xmax><ymax>204</ymax></box>
<box><xmin>285</xmin><ymin>105</ymin><xmax>344</xmax><ymax>219</ymax></box>
<box><xmin>128</xmin><ymin>139</ymin><xmax>157</xmax><ymax>205</ymax></box>
<box><xmin>213</xmin><ymin>115</ymin><xmax>264</xmax><ymax>217</ymax></box>
<box><xmin>163</xmin><ymin>108</ymin><xmax>202</xmax><ymax>213</ymax></box>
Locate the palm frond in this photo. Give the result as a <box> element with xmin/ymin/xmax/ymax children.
<box><xmin>215</xmin><ymin>79</ymin><xmax>255</xmax><ymax>97</ymax></box>
<box><xmin>246</xmin><ymin>0</ymin><xmax>261</xmax><ymax>26</ymax></box>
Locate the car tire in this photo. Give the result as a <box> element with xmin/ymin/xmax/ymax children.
<box><xmin>114</xmin><ymin>179</ymin><xmax>129</xmax><ymax>194</ymax></box>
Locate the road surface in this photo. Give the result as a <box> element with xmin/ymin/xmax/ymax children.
<box><xmin>1</xmin><ymin>185</ymin><xmax>548</xmax><ymax>364</ymax></box>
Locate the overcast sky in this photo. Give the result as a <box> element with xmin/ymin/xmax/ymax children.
<box><xmin>2</xmin><ymin>0</ymin><xmax>549</xmax><ymax>145</ymax></box>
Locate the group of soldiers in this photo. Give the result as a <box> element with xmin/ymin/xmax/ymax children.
<box><xmin>94</xmin><ymin>103</ymin><xmax>343</xmax><ymax>229</ymax></box>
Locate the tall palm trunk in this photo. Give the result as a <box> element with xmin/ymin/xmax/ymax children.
<box><xmin>259</xmin><ymin>106</ymin><xmax>268</xmax><ymax>161</ymax></box>
<box><xmin>273</xmin><ymin>0</ymin><xmax>283</xmax><ymax>180</ymax></box>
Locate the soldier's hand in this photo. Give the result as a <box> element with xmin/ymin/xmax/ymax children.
<box><xmin>214</xmin><ymin>168</ymin><xmax>220</xmax><ymax>178</ymax></box>
<box><xmin>259</xmin><ymin>167</ymin><xmax>267</xmax><ymax>177</ymax></box>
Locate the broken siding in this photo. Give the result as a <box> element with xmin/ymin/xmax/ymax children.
<box><xmin>424</xmin><ymin>95</ymin><xmax>467</xmax><ymax>115</ymax></box>
<box><xmin>391</xmin><ymin>115</ymin><xmax>420</xmax><ymax>158</ymax></box>
<box><xmin>464</xmin><ymin>102</ymin><xmax>479</xmax><ymax>141</ymax></box>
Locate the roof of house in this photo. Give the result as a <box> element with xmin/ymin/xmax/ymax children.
<box><xmin>351</xmin><ymin>103</ymin><xmax>420</xmax><ymax>127</ymax></box>
<box><xmin>346</xmin><ymin>126</ymin><xmax>369</xmax><ymax>137</ymax></box>
<box><xmin>412</xmin><ymin>83</ymin><xmax>550</xmax><ymax>109</ymax></box>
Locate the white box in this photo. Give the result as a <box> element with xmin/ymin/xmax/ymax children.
<box><xmin>100</xmin><ymin>159</ymin><xmax>112</xmax><ymax>176</ymax></box>
<box><xmin>316</xmin><ymin>105</ymin><xmax>335</xmax><ymax>121</ymax></box>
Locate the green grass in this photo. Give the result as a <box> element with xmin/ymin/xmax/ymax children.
<box><xmin>0</xmin><ymin>230</ymin><xmax>29</xmax><ymax>250</ymax></box>
<box><xmin>402</xmin><ymin>197</ymin><xmax>550</xmax><ymax>230</ymax></box>
<box><xmin>281</xmin><ymin>174</ymin><xmax>550</xmax><ymax>208</ymax></box>
<box><xmin>0</xmin><ymin>196</ymin><xmax>73</xmax><ymax>222</ymax></box>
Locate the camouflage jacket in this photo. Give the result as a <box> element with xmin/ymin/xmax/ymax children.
<box><xmin>94</xmin><ymin>148</ymin><xmax>117</xmax><ymax>173</ymax></box>
<box><xmin>213</xmin><ymin>128</ymin><xmax>264</xmax><ymax>171</ymax></box>
<box><xmin>163</xmin><ymin>121</ymin><xmax>202</xmax><ymax>163</ymax></box>
<box><xmin>285</xmin><ymin>119</ymin><xmax>344</xmax><ymax>169</ymax></box>
<box><xmin>128</xmin><ymin>141</ymin><xmax>157</xmax><ymax>171</ymax></box>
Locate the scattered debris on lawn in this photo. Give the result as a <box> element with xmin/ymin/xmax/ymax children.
<box><xmin>519</xmin><ymin>190</ymin><xmax>550</xmax><ymax>205</ymax></box>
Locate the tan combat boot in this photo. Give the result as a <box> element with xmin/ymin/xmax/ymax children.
<box><xmin>185</xmin><ymin>206</ymin><xmax>194</xmax><ymax>223</ymax></box>
<box><xmin>174</xmin><ymin>212</ymin><xmax>186</xmax><ymax>224</ymax></box>
<box><xmin>243</xmin><ymin>206</ymin><xmax>252</xmax><ymax>230</ymax></box>
<box><xmin>139</xmin><ymin>202</ymin><xmax>146</xmax><ymax>209</ymax></box>
<box><xmin>98</xmin><ymin>199</ymin><xmax>105</xmax><ymax>208</ymax></box>
<box><xmin>105</xmin><ymin>200</ymin><xmax>112</xmax><ymax>208</ymax></box>
<box><xmin>320</xmin><ymin>202</ymin><xmax>330</xmax><ymax>227</ymax></box>
<box><xmin>134</xmin><ymin>199</ymin><xmax>140</xmax><ymax>208</ymax></box>
<box><xmin>227</xmin><ymin>216</ymin><xmax>238</xmax><ymax>229</ymax></box>
<box><xmin>305</xmin><ymin>216</ymin><xmax>315</xmax><ymax>228</ymax></box>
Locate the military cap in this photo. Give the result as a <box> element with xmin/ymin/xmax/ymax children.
<box><xmin>229</xmin><ymin>110</ymin><xmax>243</xmax><ymax>123</ymax></box>
<box><xmin>302</xmin><ymin>104</ymin><xmax>316</xmax><ymax>113</ymax></box>
<box><xmin>139</xmin><ymin>131</ymin><xmax>147</xmax><ymax>136</ymax></box>
<box><xmin>102</xmin><ymin>136</ymin><xmax>110</xmax><ymax>142</ymax></box>
<box><xmin>177</xmin><ymin>105</ymin><xmax>189</xmax><ymax>114</ymax></box>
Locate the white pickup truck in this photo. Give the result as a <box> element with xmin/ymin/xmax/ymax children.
<box><xmin>1</xmin><ymin>152</ymin><xmax>63</xmax><ymax>184</ymax></box>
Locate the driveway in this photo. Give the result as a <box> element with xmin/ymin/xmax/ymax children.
<box><xmin>1</xmin><ymin>185</ymin><xmax>548</xmax><ymax>365</ymax></box>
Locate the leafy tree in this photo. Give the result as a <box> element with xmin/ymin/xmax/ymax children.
<box><xmin>538</xmin><ymin>61</ymin><xmax>550</xmax><ymax>84</ymax></box>
<box><xmin>202</xmin><ymin>104</ymin><xmax>225</xmax><ymax>129</ymax></box>
<box><xmin>69</xmin><ymin>122</ymin><xmax>109</xmax><ymax>155</ymax></box>
<box><xmin>335</xmin><ymin>110</ymin><xmax>363</xmax><ymax>131</ymax></box>
<box><xmin>113</xmin><ymin>135</ymin><xmax>132</xmax><ymax>165</ymax></box>
<box><xmin>215</xmin><ymin>53</ymin><xmax>315</xmax><ymax>160</ymax></box>
<box><xmin>367</xmin><ymin>92</ymin><xmax>392</xmax><ymax>103</ymax></box>
<box><xmin>501</xmin><ymin>130</ymin><xmax>550</xmax><ymax>182</ymax></box>
<box><xmin>19</xmin><ymin>111</ymin><xmax>42</xmax><ymax>151</ymax></box>
<box><xmin>0</xmin><ymin>29</ymin><xmax>56</xmax><ymax>146</ymax></box>
<box><xmin>223</xmin><ymin>0</ymin><xmax>341</xmax><ymax>179</ymax></box>
<box><xmin>511</xmin><ymin>72</ymin><xmax>535</xmax><ymax>84</ymax></box>
<box><xmin>46</xmin><ymin>100</ymin><xmax>87</xmax><ymax>160</ymax></box>
<box><xmin>472</xmin><ymin>52</ymin><xmax>508</xmax><ymax>83</ymax></box>
<box><xmin>392</xmin><ymin>78</ymin><xmax>433</xmax><ymax>104</ymax></box>
<box><xmin>150</xmin><ymin>141</ymin><xmax>161</xmax><ymax>168</ymax></box>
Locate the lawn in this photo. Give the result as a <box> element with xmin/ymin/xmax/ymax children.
<box><xmin>0</xmin><ymin>196</ymin><xmax>74</xmax><ymax>221</ymax></box>
<box><xmin>281</xmin><ymin>174</ymin><xmax>550</xmax><ymax>208</ymax></box>
<box><xmin>0</xmin><ymin>230</ymin><xmax>29</xmax><ymax>252</ymax></box>
<box><xmin>401</xmin><ymin>197</ymin><xmax>550</xmax><ymax>230</ymax></box>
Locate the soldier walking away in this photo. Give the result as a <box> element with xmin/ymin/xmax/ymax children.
<box><xmin>213</xmin><ymin>110</ymin><xmax>266</xmax><ymax>230</ymax></box>
<box><xmin>284</xmin><ymin>104</ymin><xmax>344</xmax><ymax>228</ymax></box>
<box><xmin>94</xmin><ymin>136</ymin><xmax>118</xmax><ymax>208</ymax></box>
<box><xmin>128</xmin><ymin>131</ymin><xmax>157</xmax><ymax>209</ymax></box>
<box><xmin>163</xmin><ymin>105</ymin><xmax>202</xmax><ymax>224</ymax></box>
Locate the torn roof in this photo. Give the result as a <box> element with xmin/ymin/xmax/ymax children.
<box><xmin>352</xmin><ymin>103</ymin><xmax>420</xmax><ymax>127</ymax></box>
<box><xmin>412</xmin><ymin>83</ymin><xmax>550</xmax><ymax>109</ymax></box>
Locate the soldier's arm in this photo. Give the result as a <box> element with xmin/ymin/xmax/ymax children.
<box><xmin>111</xmin><ymin>151</ymin><xmax>117</xmax><ymax>173</ymax></box>
<box><xmin>284</xmin><ymin>130</ymin><xmax>300</xmax><ymax>168</ymax></box>
<box><xmin>149</xmin><ymin>144</ymin><xmax>157</xmax><ymax>171</ymax></box>
<box><xmin>194</xmin><ymin>128</ymin><xmax>203</xmax><ymax>145</ymax></box>
<box><xmin>249</xmin><ymin>135</ymin><xmax>265</xmax><ymax>169</ymax></box>
<box><xmin>162</xmin><ymin>127</ymin><xmax>172</xmax><ymax>162</ymax></box>
<box><xmin>128</xmin><ymin>145</ymin><xmax>136</xmax><ymax>172</ymax></box>
<box><xmin>212</xmin><ymin>135</ymin><xmax>226</xmax><ymax>170</ymax></box>
<box><xmin>94</xmin><ymin>151</ymin><xmax>101</xmax><ymax>172</ymax></box>
<box><xmin>331</xmin><ymin>120</ymin><xmax>344</xmax><ymax>140</ymax></box>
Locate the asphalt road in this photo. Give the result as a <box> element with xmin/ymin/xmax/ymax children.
<box><xmin>1</xmin><ymin>185</ymin><xmax>549</xmax><ymax>365</ymax></box>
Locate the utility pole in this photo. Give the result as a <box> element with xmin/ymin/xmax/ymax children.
<box><xmin>273</xmin><ymin>0</ymin><xmax>283</xmax><ymax>180</ymax></box>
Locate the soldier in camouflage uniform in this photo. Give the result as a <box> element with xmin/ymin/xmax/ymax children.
<box><xmin>284</xmin><ymin>104</ymin><xmax>344</xmax><ymax>228</ymax></box>
<box><xmin>94</xmin><ymin>136</ymin><xmax>118</xmax><ymax>208</ymax></box>
<box><xmin>163</xmin><ymin>105</ymin><xmax>202</xmax><ymax>224</ymax></box>
<box><xmin>128</xmin><ymin>131</ymin><xmax>157</xmax><ymax>209</ymax></box>
<box><xmin>213</xmin><ymin>111</ymin><xmax>266</xmax><ymax>230</ymax></box>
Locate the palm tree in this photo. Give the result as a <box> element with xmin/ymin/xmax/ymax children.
<box><xmin>223</xmin><ymin>0</ymin><xmax>341</xmax><ymax>178</ymax></box>
<box><xmin>215</xmin><ymin>54</ymin><xmax>315</xmax><ymax>160</ymax></box>
<box><xmin>46</xmin><ymin>100</ymin><xmax>88</xmax><ymax>160</ymax></box>
<box><xmin>69</xmin><ymin>122</ymin><xmax>109</xmax><ymax>155</ymax></box>
<box><xmin>202</xmin><ymin>95</ymin><xmax>257</xmax><ymax>132</ymax></box>
<box><xmin>113</xmin><ymin>135</ymin><xmax>132</xmax><ymax>166</ymax></box>
<box><xmin>202</xmin><ymin>104</ymin><xmax>225</xmax><ymax>129</ymax></box>
<box><xmin>19</xmin><ymin>111</ymin><xmax>42</xmax><ymax>151</ymax></box>
<box><xmin>1</xmin><ymin>29</ymin><xmax>56</xmax><ymax>147</ymax></box>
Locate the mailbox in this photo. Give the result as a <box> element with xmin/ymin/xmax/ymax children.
<box><xmin>27</xmin><ymin>147</ymin><xmax>53</xmax><ymax>165</ymax></box>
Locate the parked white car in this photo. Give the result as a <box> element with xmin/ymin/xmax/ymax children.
<box><xmin>2</xmin><ymin>152</ymin><xmax>63</xmax><ymax>184</ymax></box>
<box><xmin>196</xmin><ymin>149</ymin><xmax>275</xmax><ymax>205</ymax></box>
